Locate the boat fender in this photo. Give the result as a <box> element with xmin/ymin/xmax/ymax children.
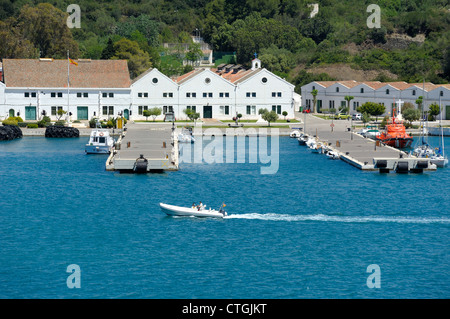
<box><xmin>396</xmin><ymin>161</ymin><xmax>409</xmax><ymax>173</ymax></box>
<box><xmin>133</xmin><ymin>154</ymin><xmax>148</xmax><ymax>173</ymax></box>
<box><xmin>416</xmin><ymin>161</ymin><xmax>428</xmax><ymax>169</ymax></box>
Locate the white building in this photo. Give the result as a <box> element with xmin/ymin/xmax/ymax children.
<box><xmin>301</xmin><ymin>80</ymin><xmax>450</xmax><ymax>119</ymax></box>
<box><xmin>0</xmin><ymin>58</ymin><xmax>299</xmax><ymax>122</ymax></box>
<box><xmin>0</xmin><ymin>58</ymin><xmax>131</xmax><ymax>122</ymax></box>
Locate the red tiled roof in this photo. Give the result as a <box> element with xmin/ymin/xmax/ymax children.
<box><xmin>383</xmin><ymin>82</ymin><xmax>413</xmax><ymax>90</ymax></box>
<box><xmin>409</xmin><ymin>82</ymin><xmax>438</xmax><ymax>92</ymax></box>
<box><xmin>2</xmin><ymin>59</ymin><xmax>131</xmax><ymax>88</ymax></box>
<box><xmin>314</xmin><ymin>81</ymin><xmax>338</xmax><ymax>88</ymax></box>
<box><xmin>175</xmin><ymin>69</ymin><xmax>205</xmax><ymax>84</ymax></box>
<box><xmin>360</xmin><ymin>81</ymin><xmax>384</xmax><ymax>89</ymax></box>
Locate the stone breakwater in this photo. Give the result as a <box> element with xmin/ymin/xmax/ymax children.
<box><xmin>45</xmin><ymin>126</ymin><xmax>80</xmax><ymax>138</ymax></box>
<box><xmin>0</xmin><ymin>125</ymin><xmax>23</xmax><ymax>140</ymax></box>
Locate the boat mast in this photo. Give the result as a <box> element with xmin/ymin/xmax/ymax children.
<box><xmin>439</xmin><ymin>95</ymin><xmax>445</xmax><ymax>157</ymax></box>
<box><xmin>67</xmin><ymin>50</ymin><xmax>70</xmax><ymax>122</ymax></box>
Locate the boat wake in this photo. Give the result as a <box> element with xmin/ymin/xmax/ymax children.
<box><xmin>224</xmin><ymin>213</ymin><xmax>450</xmax><ymax>224</ymax></box>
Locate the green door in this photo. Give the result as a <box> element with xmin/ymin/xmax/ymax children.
<box><xmin>25</xmin><ymin>106</ymin><xmax>36</xmax><ymax>120</ymax></box>
<box><xmin>9</xmin><ymin>109</ymin><xmax>15</xmax><ymax>118</ymax></box>
<box><xmin>77</xmin><ymin>106</ymin><xmax>88</xmax><ymax>120</ymax></box>
<box><xmin>446</xmin><ymin>105</ymin><xmax>450</xmax><ymax>120</ymax></box>
<box><xmin>124</xmin><ymin>109</ymin><xmax>129</xmax><ymax>120</ymax></box>
<box><xmin>203</xmin><ymin>105</ymin><xmax>212</xmax><ymax>118</ymax></box>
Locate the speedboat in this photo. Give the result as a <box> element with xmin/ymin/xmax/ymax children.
<box><xmin>290</xmin><ymin>130</ymin><xmax>301</xmax><ymax>138</ymax></box>
<box><xmin>160</xmin><ymin>203</ymin><xmax>227</xmax><ymax>218</ymax></box>
<box><xmin>325</xmin><ymin>150</ymin><xmax>340</xmax><ymax>159</ymax></box>
<box><xmin>297</xmin><ymin>133</ymin><xmax>309</xmax><ymax>145</ymax></box>
<box><xmin>85</xmin><ymin>128</ymin><xmax>115</xmax><ymax>154</ymax></box>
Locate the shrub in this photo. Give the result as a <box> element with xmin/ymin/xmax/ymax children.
<box><xmin>27</xmin><ymin>123</ymin><xmax>39</xmax><ymax>128</ymax></box>
<box><xmin>11</xmin><ymin>116</ymin><xmax>23</xmax><ymax>123</ymax></box>
<box><xmin>89</xmin><ymin>117</ymin><xmax>98</xmax><ymax>128</ymax></box>
<box><xmin>18</xmin><ymin>122</ymin><xmax>28</xmax><ymax>127</ymax></box>
<box><xmin>2</xmin><ymin>119</ymin><xmax>18</xmax><ymax>126</ymax></box>
<box><xmin>54</xmin><ymin>120</ymin><xmax>66</xmax><ymax>126</ymax></box>
<box><xmin>106</xmin><ymin>120</ymin><xmax>114</xmax><ymax>128</ymax></box>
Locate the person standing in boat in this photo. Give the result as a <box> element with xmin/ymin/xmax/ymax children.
<box><xmin>198</xmin><ymin>201</ymin><xmax>204</xmax><ymax>211</ymax></box>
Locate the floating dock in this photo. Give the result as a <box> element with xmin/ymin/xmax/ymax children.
<box><xmin>106</xmin><ymin>123</ymin><xmax>178</xmax><ymax>172</ymax></box>
<box><xmin>305</xmin><ymin>129</ymin><xmax>437</xmax><ymax>173</ymax></box>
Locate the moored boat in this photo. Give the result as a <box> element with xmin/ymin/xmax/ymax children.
<box><xmin>160</xmin><ymin>203</ymin><xmax>227</xmax><ymax>218</ymax></box>
<box><xmin>376</xmin><ymin>109</ymin><xmax>412</xmax><ymax>148</ymax></box>
<box><xmin>290</xmin><ymin>130</ymin><xmax>301</xmax><ymax>138</ymax></box>
<box><xmin>178</xmin><ymin>127</ymin><xmax>195</xmax><ymax>143</ymax></box>
<box><xmin>85</xmin><ymin>128</ymin><xmax>115</xmax><ymax>154</ymax></box>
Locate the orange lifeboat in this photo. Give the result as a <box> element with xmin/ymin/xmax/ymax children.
<box><xmin>376</xmin><ymin>109</ymin><xmax>413</xmax><ymax>149</ymax></box>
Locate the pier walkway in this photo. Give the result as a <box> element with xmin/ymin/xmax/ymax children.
<box><xmin>106</xmin><ymin>123</ymin><xmax>178</xmax><ymax>172</ymax></box>
<box><xmin>301</xmin><ymin>114</ymin><xmax>437</xmax><ymax>172</ymax></box>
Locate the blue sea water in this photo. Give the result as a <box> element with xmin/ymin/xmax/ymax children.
<box><xmin>0</xmin><ymin>136</ymin><xmax>449</xmax><ymax>299</ymax></box>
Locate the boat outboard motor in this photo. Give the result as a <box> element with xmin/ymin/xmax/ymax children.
<box><xmin>133</xmin><ymin>154</ymin><xmax>148</xmax><ymax>173</ymax></box>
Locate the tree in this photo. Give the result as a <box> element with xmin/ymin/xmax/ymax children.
<box><xmin>344</xmin><ymin>96</ymin><xmax>354</xmax><ymax>115</ymax></box>
<box><xmin>428</xmin><ymin>103</ymin><xmax>440</xmax><ymax>121</ymax></box>
<box><xmin>183</xmin><ymin>108</ymin><xmax>200</xmax><ymax>122</ymax></box>
<box><xmin>0</xmin><ymin>20</ymin><xmax>37</xmax><ymax>58</ymax></box>
<box><xmin>259</xmin><ymin>108</ymin><xmax>278</xmax><ymax>127</ymax></box>
<box><xmin>415</xmin><ymin>96</ymin><xmax>423</xmax><ymax>112</ymax></box>
<box><xmin>101</xmin><ymin>38</ymin><xmax>116</xmax><ymax>59</ymax></box>
<box><xmin>16</xmin><ymin>3</ymin><xmax>79</xmax><ymax>58</ymax></box>
<box><xmin>403</xmin><ymin>108</ymin><xmax>421</xmax><ymax>126</ymax></box>
<box><xmin>143</xmin><ymin>109</ymin><xmax>151</xmax><ymax>121</ymax></box>
<box><xmin>112</xmin><ymin>38</ymin><xmax>152</xmax><ymax>79</ymax></box>
<box><xmin>56</xmin><ymin>109</ymin><xmax>67</xmax><ymax>121</ymax></box>
<box><xmin>148</xmin><ymin>107</ymin><xmax>162</xmax><ymax>121</ymax></box>
<box><xmin>282</xmin><ymin>111</ymin><xmax>288</xmax><ymax>120</ymax></box>
<box><xmin>311</xmin><ymin>89</ymin><xmax>318</xmax><ymax>113</ymax></box>
<box><xmin>358</xmin><ymin>102</ymin><xmax>385</xmax><ymax>122</ymax></box>
<box><xmin>362</xmin><ymin>112</ymin><xmax>371</xmax><ymax>125</ymax></box>
<box><xmin>185</xmin><ymin>43</ymin><xmax>203</xmax><ymax>66</ymax></box>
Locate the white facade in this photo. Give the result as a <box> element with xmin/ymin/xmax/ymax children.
<box><xmin>1</xmin><ymin>87</ymin><xmax>131</xmax><ymax>122</ymax></box>
<box><xmin>301</xmin><ymin>81</ymin><xmax>450</xmax><ymax>119</ymax></box>
<box><xmin>0</xmin><ymin>61</ymin><xmax>297</xmax><ymax>122</ymax></box>
<box><xmin>235</xmin><ymin>68</ymin><xmax>295</xmax><ymax>119</ymax></box>
<box><xmin>129</xmin><ymin>65</ymin><xmax>296</xmax><ymax>121</ymax></box>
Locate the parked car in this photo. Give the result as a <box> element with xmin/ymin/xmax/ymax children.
<box><xmin>352</xmin><ymin>113</ymin><xmax>362</xmax><ymax>120</ymax></box>
<box><xmin>334</xmin><ymin>112</ymin><xmax>349</xmax><ymax>120</ymax></box>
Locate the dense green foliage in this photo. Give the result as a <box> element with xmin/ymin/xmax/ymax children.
<box><xmin>0</xmin><ymin>0</ymin><xmax>449</xmax><ymax>84</ymax></box>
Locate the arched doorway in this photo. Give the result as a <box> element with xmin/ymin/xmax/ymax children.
<box><xmin>9</xmin><ymin>109</ymin><xmax>15</xmax><ymax>118</ymax></box>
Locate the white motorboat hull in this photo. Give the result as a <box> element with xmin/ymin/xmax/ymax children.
<box><xmin>85</xmin><ymin>144</ymin><xmax>112</xmax><ymax>154</ymax></box>
<box><xmin>160</xmin><ymin>203</ymin><xmax>226</xmax><ymax>218</ymax></box>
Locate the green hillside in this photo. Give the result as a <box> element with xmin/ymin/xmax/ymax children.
<box><xmin>1</xmin><ymin>0</ymin><xmax>449</xmax><ymax>92</ymax></box>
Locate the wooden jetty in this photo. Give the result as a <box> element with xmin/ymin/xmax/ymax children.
<box><xmin>106</xmin><ymin>123</ymin><xmax>178</xmax><ymax>173</ymax></box>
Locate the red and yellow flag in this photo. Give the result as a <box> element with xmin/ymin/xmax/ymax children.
<box><xmin>69</xmin><ymin>58</ymin><xmax>78</xmax><ymax>66</ymax></box>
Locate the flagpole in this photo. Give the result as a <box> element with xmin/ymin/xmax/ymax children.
<box><xmin>67</xmin><ymin>50</ymin><xmax>70</xmax><ymax>123</ymax></box>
